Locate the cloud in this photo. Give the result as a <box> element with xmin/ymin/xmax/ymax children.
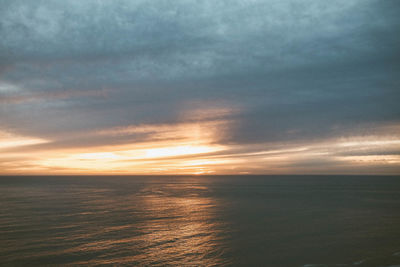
<box><xmin>0</xmin><ymin>0</ymin><xmax>399</xmax><ymax>174</ymax></box>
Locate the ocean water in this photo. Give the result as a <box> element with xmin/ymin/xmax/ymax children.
<box><xmin>1</xmin><ymin>175</ymin><xmax>400</xmax><ymax>267</ymax></box>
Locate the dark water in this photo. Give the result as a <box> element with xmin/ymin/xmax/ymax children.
<box><xmin>1</xmin><ymin>175</ymin><xmax>400</xmax><ymax>267</ymax></box>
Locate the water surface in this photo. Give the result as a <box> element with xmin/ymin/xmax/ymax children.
<box><xmin>1</xmin><ymin>175</ymin><xmax>400</xmax><ymax>266</ymax></box>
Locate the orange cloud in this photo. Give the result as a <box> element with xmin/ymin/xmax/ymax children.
<box><xmin>1</xmin><ymin>122</ymin><xmax>399</xmax><ymax>175</ymax></box>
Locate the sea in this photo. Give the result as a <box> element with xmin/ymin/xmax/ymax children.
<box><xmin>1</xmin><ymin>175</ymin><xmax>400</xmax><ymax>267</ymax></box>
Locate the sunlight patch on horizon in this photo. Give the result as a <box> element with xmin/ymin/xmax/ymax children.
<box><xmin>145</xmin><ymin>145</ymin><xmax>222</xmax><ymax>159</ymax></box>
<box><xmin>26</xmin><ymin>113</ymin><xmax>232</xmax><ymax>174</ymax></box>
<box><xmin>336</xmin><ymin>155</ymin><xmax>400</xmax><ymax>164</ymax></box>
<box><xmin>1</xmin><ymin>122</ymin><xmax>399</xmax><ymax>175</ymax></box>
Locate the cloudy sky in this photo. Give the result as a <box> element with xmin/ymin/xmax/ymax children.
<box><xmin>1</xmin><ymin>0</ymin><xmax>399</xmax><ymax>174</ymax></box>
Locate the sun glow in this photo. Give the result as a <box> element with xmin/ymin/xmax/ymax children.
<box><xmin>75</xmin><ymin>152</ymin><xmax>122</xmax><ymax>160</ymax></box>
<box><xmin>145</xmin><ymin>145</ymin><xmax>220</xmax><ymax>158</ymax></box>
<box><xmin>0</xmin><ymin>131</ymin><xmax>48</xmax><ymax>149</ymax></box>
<box><xmin>3</xmin><ymin>117</ymin><xmax>232</xmax><ymax>175</ymax></box>
<box><xmin>1</xmin><ymin>121</ymin><xmax>399</xmax><ymax>175</ymax></box>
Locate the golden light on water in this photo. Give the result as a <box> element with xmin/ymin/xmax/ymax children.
<box><xmin>130</xmin><ymin>180</ymin><xmax>229</xmax><ymax>266</ymax></box>
<box><xmin>22</xmin><ymin>177</ymin><xmax>232</xmax><ymax>266</ymax></box>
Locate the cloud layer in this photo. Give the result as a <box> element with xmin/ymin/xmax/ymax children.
<box><xmin>1</xmin><ymin>0</ymin><xmax>399</xmax><ymax>174</ymax></box>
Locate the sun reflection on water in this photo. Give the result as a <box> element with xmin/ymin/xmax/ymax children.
<box><xmin>58</xmin><ymin>177</ymin><xmax>233</xmax><ymax>266</ymax></box>
<box><xmin>129</xmin><ymin>181</ymin><xmax>231</xmax><ymax>266</ymax></box>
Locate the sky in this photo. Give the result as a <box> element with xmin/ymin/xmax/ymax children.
<box><xmin>0</xmin><ymin>0</ymin><xmax>399</xmax><ymax>175</ymax></box>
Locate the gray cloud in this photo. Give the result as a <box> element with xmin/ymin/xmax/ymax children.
<box><xmin>0</xmin><ymin>0</ymin><xmax>399</xmax><ymax>168</ymax></box>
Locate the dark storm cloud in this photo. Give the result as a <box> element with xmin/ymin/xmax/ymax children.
<box><xmin>1</xmin><ymin>0</ymin><xmax>399</xmax><ymax>146</ymax></box>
